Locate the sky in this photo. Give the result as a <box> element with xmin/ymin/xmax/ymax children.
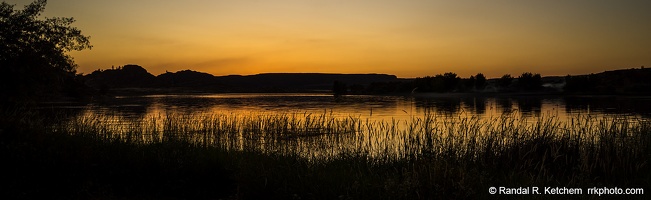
<box><xmin>6</xmin><ymin>0</ymin><xmax>651</xmax><ymax>78</ymax></box>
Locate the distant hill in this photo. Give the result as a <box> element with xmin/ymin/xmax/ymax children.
<box><xmin>564</xmin><ymin>67</ymin><xmax>651</xmax><ymax>95</ymax></box>
<box><xmin>85</xmin><ymin>65</ymin><xmax>156</xmax><ymax>89</ymax></box>
<box><xmin>158</xmin><ymin>70</ymin><xmax>217</xmax><ymax>88</ymax></box>
<box><xmin>82</xmin><ymin>65</ymin><xmax>651</xmax><ymax>95</ymax></box>
<box><xmin>83</xmin><ymin>65</ymin><xmax>399</xmax><ymax>93</ymax></box>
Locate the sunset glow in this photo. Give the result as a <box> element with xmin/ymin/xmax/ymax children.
<box><xmin>7</xmin><ymin>0</ymin><xmax>651</xmax><ymax>78</ymax></box>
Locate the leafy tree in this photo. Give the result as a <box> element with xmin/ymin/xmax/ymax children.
<box><xmin>474</xmin><ymin>73</ymin><xmax>486</xmax><ymax>90</ymax></box>
<box><xmin>413</xmin><ymin>72</ymin><xmax>460</xmax><ymax>93</ymax></box>
<box><xmin>1</xmin><ymin>0</ymin><xmax>91</xmax><ymax>103</ymax></box>
<box><xmin>498</xmin><ymin>74</ymin><xmax>513</xmax><ymax>88</ymax></box>
<box><xmin>518</xmin><ymin>72</ymin><xmax>542</xmax><ymax>91</ymax></box>
<box><xmin>464</xmin><ymin>75</ymin><xmax>476</xmax><ymax>91</ymax></box>
<box><xmin>441</xmin><ymin>72</ymin><xmax>459</xmax><ymax>92</ymax></box>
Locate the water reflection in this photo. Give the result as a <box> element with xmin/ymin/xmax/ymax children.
<box><xmin>85</xmin><ymin>97</ymin><xmax>155</xmax><ymax>118</ymax></box>
<box><xmin>44</xmin><ymin>94</ymin><xmax>651</xmax><ymax>123</ymax></box>
<box><xmin>413</xmin><ymin>97</ymin><xmax>461</xmax><ymax>116</ymax></box>
<box><xmin>460</xmin><ymin>97</ymin><xmax>487</xmax><ymax>115</ymax></box>
<box><xmin>44</xmin><ymin>93</ymin><xmax>651</xmax><ymax>160</ymax></box>
<box><xmin>516</xmin><ymin>97</ymin><xmax>542</xmax><ymax>116</ymax></box>
<box><xmin>563</xmin><ymin>96</ymin><xmax>651</xmax><ymax>117</ymax></box>
<box><xmin>496</xmin><ymin>98</ymin><xmax>514</xmax><ymax>113</ymax></box>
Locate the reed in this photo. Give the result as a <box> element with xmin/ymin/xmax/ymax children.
<box><xmin>3</xmin><ymin>109</ymin><xmax>650</xmax><ymax>199</ymax></box>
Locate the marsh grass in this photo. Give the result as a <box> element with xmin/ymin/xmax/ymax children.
<box><xmin>2</xmin><ymin>108</ymin><xmax>650</xmax><ymax>199</ymax></box>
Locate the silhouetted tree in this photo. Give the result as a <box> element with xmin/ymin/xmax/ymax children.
<box><xmin>442</xmin><ymin>72</ymin><xmax>459</xmax><ymax>92</ymax></box>
<box><xmin>414</xmin><ymin>76</ymin><xmax>434</xmax><ymax>92</ymax></box>
<box><xmin>413</xmin><ymin>72</ymin><xmax>461</xmax><ymax>93</ymax></box>
<box><xmin>518</xmin><ymin>72</ymin><xmax>542</xmax><ymax>91</ymax></box>
<box><xmin>1</xmin><ymin>0</ymin><xmax>91</xmax><ymax>104</ymax></box>
<box><xmin>462</xmin><ymin>75</ymin><xmax>476</xmax><ymax>92</ymax></box>
<box><xmin>431</xmin><ymin>75</ymin><xmax>445</xmax><ymax>92</ymax></box>
<box><xmin>474</xmin><ymin>73</ymin><xmax>486</xmax><ymax>90</ymax></box>
<box><xmin>498</xmin><ymin>74</ymin><xmax>513</xmax><ymax>88</ymax></box>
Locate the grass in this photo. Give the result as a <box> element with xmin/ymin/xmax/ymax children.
<box><xmin>1</xmin><ymin>107</ymin><xmax>650</xmax><ymax>199</ymax></box>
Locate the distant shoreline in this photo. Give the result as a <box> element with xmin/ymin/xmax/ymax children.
<box><xmin>98</xmin><ymin>87</ymin><xmax>651</xmax><ymax>98</ymax></box>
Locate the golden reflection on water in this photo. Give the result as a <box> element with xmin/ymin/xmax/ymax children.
<box><xmin>60</xmin><ymin>94</ymin><xmax>650</xmax><ymax>160</ymax></box>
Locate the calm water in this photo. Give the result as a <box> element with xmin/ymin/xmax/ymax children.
<box><xmin>44</xmin><ymin>93</ymin><xmax>651</xmax><ymax>159</ymax></box>
<box><xmin>46</xmin><ymin>93</ymin><xmax>651</xmax><ymax>121</ymax></box>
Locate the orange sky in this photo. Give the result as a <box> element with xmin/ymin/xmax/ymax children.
<box><xmin>7</xmin><ymin>0</ymin><xmax>651</xmax><ymax>78</ymax></box>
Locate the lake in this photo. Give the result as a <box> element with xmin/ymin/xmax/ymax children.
<box><xmin>44</xmin><ymin>93</ymin><xmax>651</xmax><ymax>159</ymax></box>
<box><xmin>46</xmin><ymin>93</ymin><xmax>651</xmax><ymax>121</ymax></box>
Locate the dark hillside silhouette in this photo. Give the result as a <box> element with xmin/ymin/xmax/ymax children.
<box><xmin>83</xmin><ymin>66</ymin><xmax>400</xmax><ymax>93</ymax></box>
<box><xmin>332</xmin><ymin>80</ymin><xmax>348</xmax><ymax>95</ymax></box>
<box><xmin>158</xmin><ymin>70</ymin><xmax>217</xmax><ymax>88</ymax></box>
<box><xmin>81</xmin><ymin>65</ymin><xmax>651</xmax><ymax>95</ymax></box>
<box><xmin>564</xmin><ymin>67</ymin><xmax>651</xmax><ymax>95</ymax></box>
<box><xmin>85</xmin><ymin>65</ymin><xmax>156</xmax><ymax>92</ymax></box>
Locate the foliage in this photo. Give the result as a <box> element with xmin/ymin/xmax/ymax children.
<box><xmin>497</xmin><ymin>74</ymin><xmax>514</xmax><ymax>89</ymax></box>
<box><xmin>413</xmin><ymin>72</ymin><xmax>460</xmax><ymax>92</ymax></box>
<box><xmin>517</xmin><ymin>72</ymin><xmax>542</xmax><ymax>91</ymax></box>
<box><xmin>0</xmin><ymin>0</ymin><xmax>91</xmax><ymax>103</ymax></box>
<box><xmin>442</xmin><ymin>72</ymin><xmax>459</xmax><ymax>91</ymax></box>
<box><xmin>462</xmin><ymin>75</ymin><xmax>476</xmax><ymax>92</ymax></box>
<box><xmin>474</xmin><ymin>73</ymin><xmax>486</xmax><ymax>90</ymax></box>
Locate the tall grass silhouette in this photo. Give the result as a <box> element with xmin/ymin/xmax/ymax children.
<box><xmin>8</xmin><ymin>109</ymin><xmax>649</xmax><ymax>199</ymax></box>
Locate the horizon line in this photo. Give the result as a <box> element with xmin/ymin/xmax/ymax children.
<box><xmin>88</xmin><ymin>64</ymin><xmax>648</xmax><ymax>79</ymax></box>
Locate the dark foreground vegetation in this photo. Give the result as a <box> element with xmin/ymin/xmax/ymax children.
<box><xmin>2</xmin><ymin>107</ymin><xmax>650</xmax><ymax>199</ymax></box>
<box><xmin>1</xmin><ymin>0</ymin><xmax>94</xmax><ymax>104</ymax></box>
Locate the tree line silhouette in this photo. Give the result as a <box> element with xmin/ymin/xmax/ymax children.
<box><xmin>344</xmin><ymin>68</ymin><xmax>651</xmax><ymax>95</ymax></box>
<box><xmin>359</xmin><ymin>72</ymin><xmax>545</xmax><ymax>94</ymax></box>
<box><xmin>82</xmin><ymin>66</ymin><xmax>550</xmax><ymax>95</ymax></box>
